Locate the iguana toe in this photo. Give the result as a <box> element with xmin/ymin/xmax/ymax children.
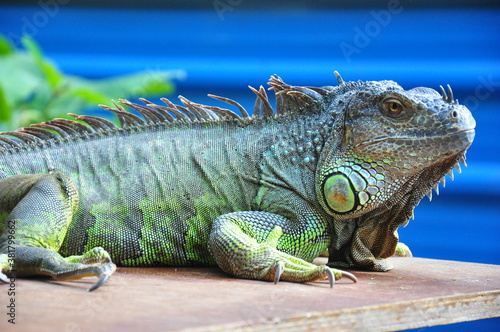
<box><xmin>395</xmin><ymin>242</ymin><xmax>413</xmax><ymax>257</ymax></box>
<box><xmin>0</xmin><ymin>254</ymin><xmax>10</xmax><ymax>283</ymax></box>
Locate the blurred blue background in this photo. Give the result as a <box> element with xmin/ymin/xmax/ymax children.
<box><xmin>1</xmin><ymin>1</ymin><xmax>499</xmax><ymax>331</ymax></box>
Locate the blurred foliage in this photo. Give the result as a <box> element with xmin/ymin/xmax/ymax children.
<box><xmin>0</xmin><ymin>34</ymin><xmax>182</xmax><ymax>131</ymax></box>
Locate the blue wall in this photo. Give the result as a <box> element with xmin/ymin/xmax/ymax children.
<box><xmin>1</xmin><ymin>4</ymin><xmax>499</xmax><ymax>331</ymax></box>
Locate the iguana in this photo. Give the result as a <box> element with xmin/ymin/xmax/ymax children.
<box><xmin>0</xmin><ymin>72</ymin><xmax>475</xmax><ymax>291</ymax></box>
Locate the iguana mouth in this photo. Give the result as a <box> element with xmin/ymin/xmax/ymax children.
<box><xmin>354</xmin><ymin>128</ymin><xmax>475</xmax><ymax>150</ymax></box>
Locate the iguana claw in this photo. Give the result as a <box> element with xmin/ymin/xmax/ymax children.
<box><xmin>88</xmin><ymin>274</ymin><xmax>110</xmax><ymax>292</ymax></box>
<box><xmin>326</xmin><ymin>268</ymin><xmax>335</xmax><ymax>288</ymax></box>
<box><xmin>274</xmin><ymin>261</ymin><xmax>284</xmax><ymax>284</ymax></box>
<box><xmin>341</xmin><ymin>270</ymin><xmax>358</xmax><ymax>283</ymax></box>
<box><xmin>272</xmin><ymin>262</ymin><xmax>356</xmax><ymax>288</ymax></box>
<box><xmin>0</xmin><ymin>272</ymin><xmax>9</xmax><ymax>284</ymax></box>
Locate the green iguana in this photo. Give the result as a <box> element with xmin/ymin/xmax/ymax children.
<box><xmin>0</xmin><ymin>72</ymin><xmax>475</xmax><ymax>291</ymax></box>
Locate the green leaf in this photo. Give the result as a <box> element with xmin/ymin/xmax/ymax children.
<box><xmin>0</xmin><ymin>53</ymin><xmax>43</xmax><ymax>111</ymax></box>
<box><xmin>138</xmin><ymin>79</ymin><xmax>175</xmax><ymax>96</ymax></box>
<box><xmin>94</xmin><ymin>71</ymin><xmax>180</xmax><ymax>99</ymax></box>
<box><xmin>0</xmin><ymin>84</ymin><xmax>10</xmax><ymax>121</ymax></box>
<box><xmin>70</xmin><ymin>86</ymin><xmax>111</xmax><ymax>105</ymax></box>
<box><xmin>0</xmin><ymin>35</ymin><xmax>180</xmax><ymax>129</ymax></box>
<box><xmin>0</xmin><ymin>35</ymin><xmax>14</xmax><ymax>55</ymax></box>
<box><xmin>22</xmin><ymin>35</ymin><xmax>63</xmax><ymax>88</ymax></box>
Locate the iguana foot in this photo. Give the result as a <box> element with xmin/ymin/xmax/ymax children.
<box><xmin>0</xmin><ymin>246</ymin><xmax>116</xmax><ymax>292</ymax></box>
<box><xmin>0</xmin><ymin>173</ymin><xmax>115</xmax><ymax>290</ymax></box>
<box><xmin>58</xmin><ymin>247</ymin><xmax>117</xmax><ymax>291</ymax></box>
<box><xmin>209</xmin><ymin>213</ymin><xmax>357</xmax><ymax>287</ymax></box>
<box><xmin>272</xmin><ymin>254</ymin><xmax>357</xmax><ymax>287</ymax></box>
<box><xmin>254</xmin><ymin>227</ymin><xmax>357</xmax><ymax>287</ymax></box>
<box><xmin>394</xmin><ymin>242</ymin><xmax>413</xmax><ymax>257</ymax></box>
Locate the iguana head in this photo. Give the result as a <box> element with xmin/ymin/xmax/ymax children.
<box><xmin>317</xmin><ymin>75</ymin><xmax>476</xmax><ymax>221</ymax></box>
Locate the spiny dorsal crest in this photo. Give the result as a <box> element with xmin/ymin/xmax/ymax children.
<box><xmin>0</xmin><ymin>73</ymin><xmax>340</xmax><ymax>152</ymax></box>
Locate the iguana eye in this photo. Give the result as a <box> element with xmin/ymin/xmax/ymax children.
<box><xmin>380</xmin><ymin>97</ymin><xmax>409</xmax><ymax>120</ymax></box>
<box><xmin>384</xmin><ymin>99</ymin><xmax>404</xmax><ymax>116</ymax></box>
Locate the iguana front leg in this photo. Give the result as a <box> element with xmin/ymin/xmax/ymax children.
<box><xmin>0</xmin><ymin>173</ymin><xmax>115</xmax><ymax>291</ymax></box>
<box><xmin>208</xmin><ymin>211</ymin><xmax>357</xmax><ymax>287</ymax></box>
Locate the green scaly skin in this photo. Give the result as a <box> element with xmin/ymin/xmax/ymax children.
<box><xmin>0</xmin><ymin>73</ymin><xmax>475</xmax><ymax>291</ymax></box>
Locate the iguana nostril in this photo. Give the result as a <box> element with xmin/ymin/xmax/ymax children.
<box><xmin>452</xmin><ymin>110</ymin><xmax>458</xmax><ymax>118</ymax></box>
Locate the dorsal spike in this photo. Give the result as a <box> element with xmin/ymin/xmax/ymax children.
<box><xmin>48</xmin><ymin>118</ymin><xmax>94</xmax><ymax>134</ymax></box>
<box><xmin>203</xmin><ymin>105</ymin><xmax>241</xmax><ymax>120</ymax></box>
<box><xmin>249</xmin><ymin>85</ymin><xmax>274</xmax><ymax>117</ymax></box>
<box><xmin>119</xmin><ymin>99</ymin><xmax>165</xmax><ymax>124</ymax></box>
<box><xmin>268</xmin><ymin>75</ymin><xmax>291</xmax><ymax>93</ymax></box>
<box><xmin>0</xmin><ymin>135</ymin><xmax>23</xmax><ymax>148</ymax></box>
<box><xmin>68</xmin><ymin>114</ymin><xmax>118</xmax><ymax>131</ymax></box>
<box><xmin>160</xmin><ymin>98</ymin><xmax>198</xmax><ymax>121</ymax></box>
<box><xmin>334</xmin><ymin>71</ymin><xmax>344</xmax><ymax>85</ymax></box>
<box><xmin>274</xmin><ymin>93</ymin><xmax>287</xmax><ymax>116</ymax></box>
<box><xmin>148</xmin><ymin>102</ymin><xmax>189</xmax><ymax>122</ymax></box>
<box><xmin>175</xmin><ymin>105</ymin><xmax>203</xmax><ymax>122</ymax></box>
<box><xmin>447</xmin><ymin>84</ymin><xmax>454</xmax><ymax>103</ymax></box>
<box><xmin>285</xmin><ymin>90</ymin><xmax>319</xmax><ymax>111</ymax></box>
<box><xmin>116</xmin><ymin>111</ymin><xmax>143</xmax><ymax>127</ymax></box>
<box><xmin>1</xmin><ymin>131</ymin><xmax>43</xmax><ymax>144</ymax></box>
<box><xmin>20</xmin><ymin>127</ymin><xmax>59</xmax><ymax>140</ymax></box>
<box><xmin>99</xmin><ymin>104</ymin><xmax>145</xmax><ymax>127</ymax></box>
<box><xmin>307</xmin><ymin>87</ymin><xmax>333</xmax><ymax>96</ymax></box>
<box><xmin>139</xmin><ymin>98</ymin><xmax>175</xmax><ymax>122</ymax></box>
<box><xmin>287</xmin><ymin>86</ymin><xmax>323</xmax><ymax>101</ymax></box>
<box><xmin>251</xmin><ymin>90</ymin><xmax>263</xmax><ymax>118</ymax></box>
<box><xmin>31</xmin><ymin>123</ymin><xmax>73</xmax><ymax>138</ymax></box>
<box><xmin>160</xmin><ymin>97</ymin><xmax>177</xmax><ymax>109</ymax></box>
<box><xmin>439</xmin><ymin>85</ymin><xmax>448</xmax><ymax>102</ymax></box>
<box><xmin>208</xmin><ymin>94</ymin><xmax>249</xmax><ymax>118</ymax></box>
<box><xmin>42</xmin><ymin>120</ymin><xmax>83</xmax><ymax>136</ymax></box>
<box><xmin>111</xmin><ymin>100</ymin><xmax>127</xmax><ymax>113</ymax></box>
<box><xmin>179</xmin><ymin>96</ymin><xmax>217</xmax><ymax>121</ymax></box>
<box><xmin>439</xmin><ymin>85</ymin><xmax>454</xmax><ymax>104</ymax></box>
<box><xmin>259</xmin><ymin>86</ymin><xmax>274</xmax><ymax>116</ymax></box>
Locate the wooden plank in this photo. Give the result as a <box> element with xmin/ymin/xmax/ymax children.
<box><xmin>214</xmin><ymin>291</ymin><xmax>500</xmax><ymax>331</ymax></box>
<box><xmin>0</xmin><ymin>257</ymin><xmax>499</xmax><ymax>331</ymax></box>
